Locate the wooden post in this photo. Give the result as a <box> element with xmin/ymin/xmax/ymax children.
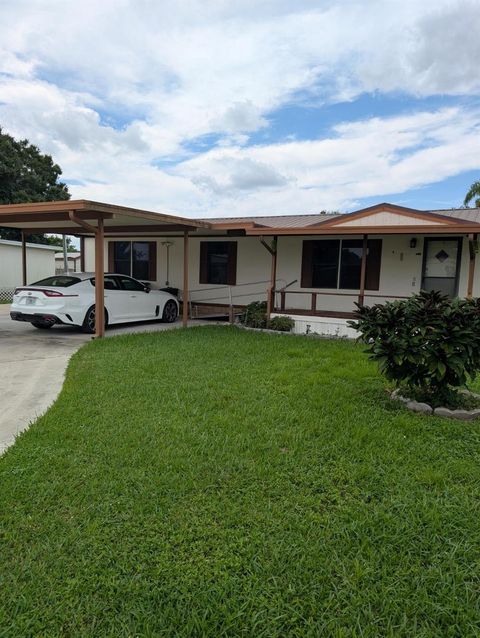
<box><xmin>21</xmin><ymin>231</ymin><xmax>27</xmax><ymax>285</ymax></box>
<box><xmin>94</xmin><ymin>217</ymin><xmax>105</xmax><ymax>338</ymax></box>
<box><xmin>268</xmin><ymin>236</ymin><xmax>278</xmax><ymax>320</ymax></box>
<box><xmin>467</xmin><ymin>233</ymin><xmax>477</xmax><ymax>299</ymax></box>
<box><xmin>358</xmin><ymin>234</ymin><xmax>368</xmax><ymax>307</ymax></box>
<box><xmin>80</xmin><ymin>236</ymin><xmax>85</xmax><ymax>272</ymax></box>
<box><xmin>183</xmin><ymin>231</ymin><xmax>189</xmax><ymax>327</ymax></box>
<box><xmin>311</xmin><ymin>292</ymin><xmax>317</xmax><ymax>313</ymax></box>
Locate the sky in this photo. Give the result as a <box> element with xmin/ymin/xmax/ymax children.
<box><xmin>0</xmin><ymin>0</ymin><xmax>479</xmax><ymax>219</ymax></box>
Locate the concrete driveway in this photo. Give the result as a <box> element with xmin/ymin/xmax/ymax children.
<box><xmin>0</xmin><ymin>304</ymin><xmax>212</xmax><ymax>454</ymax></box>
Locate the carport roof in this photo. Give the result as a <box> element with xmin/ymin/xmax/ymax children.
<box><xmin>0</xmin><ymin>200</ymin><xmax>211</xmax><ymax>235</ymax></box>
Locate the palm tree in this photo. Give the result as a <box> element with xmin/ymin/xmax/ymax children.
<box><xmin>464</xmin><ymin>180</ymin><xmax>480</xmax><ymax>208</ymax></box>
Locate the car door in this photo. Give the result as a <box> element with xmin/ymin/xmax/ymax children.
<box><xmin>117</xmin><ymin>275</ymin><xmax>156</xmax><ymax>320</ymax></box>
<box><xmin>91</xmin><ymin>275</ymin><xmax>130</xmax><ymax>323</ymax></box>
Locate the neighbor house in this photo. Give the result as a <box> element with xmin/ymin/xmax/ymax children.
<box><xmin>54</xmin><ymin>251</ymin><xmax>82</xmax><ymax>274</ymax></box>
<box><xmin>1</xmin><ymin>200</ymin><xmax>479</xmax><ymax>337</ymax></box>
<box><xmin>0</xmin><ymin>239</ymin><xmax>57</xmax><ymax>302</ymax></box>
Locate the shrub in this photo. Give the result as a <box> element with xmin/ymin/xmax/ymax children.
<box><xmin>242</xmin><ymin>301</ymin><xmax>268</xmax><ymax>328</ymax></box>
<box><xmin>268</xmin><ymin>316</ymin><xmax>295</xmax><ymax>332</ymax></box>
<box><xmin>348</xmin><ymin>290</ymin><xmax>480</xmax><ymax>408</ymax></box>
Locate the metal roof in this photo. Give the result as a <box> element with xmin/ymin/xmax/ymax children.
<box><xmin>204</xmin><ymin>212</ymin><xmax>340</xmax><ymax>228</ymax></box>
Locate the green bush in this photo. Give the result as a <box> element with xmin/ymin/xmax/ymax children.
<box><xmin>268</xmin><ymin>316</ymin><xmax>295</xmax><ymax>332</ymax></box>
<box><xmin>348</xmin><ymin>290</ymin><xmax>480</xmax><ymax>407</ymax></box>
<box><xmin>242</xmin><ymin>301</ymin><xmax>268</xmax><ymax>328</ymax></box>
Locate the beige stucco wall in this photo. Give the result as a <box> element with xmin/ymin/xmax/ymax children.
<box><xmin>84</xmin><ymin>233</ymin><xmax>475</xmax><ymax>312</ymax></box>
<box><xmin>0</xmin><ymin>242</ymin><xmax>56</xmax><ymax>289</ymax></box>
<box><xmin>84</xmin><ymin>236</ymin><xmax>273</xmax><ymax>306</ymax></box>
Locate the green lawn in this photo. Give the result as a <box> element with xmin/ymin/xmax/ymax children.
<box><xmin>1</xmin><ymin>326</ymin><xmax>480</xmax><ymax>637</ymax></box>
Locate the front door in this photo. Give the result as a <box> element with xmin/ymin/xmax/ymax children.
<box><xmin>421</xmin><ymin>238</ymin><xmax>462</xmax><ymax>298</ymax></box>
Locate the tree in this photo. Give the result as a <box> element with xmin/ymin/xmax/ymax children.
<box><xmin>464</xmin><ymin>180</ymin><xmax>480</xmax><ymax>208</ymax></box>
<box><xmin>0</xmin><ymin>127</ymin><xmax>70</xmax><ymax>242</ymax></box>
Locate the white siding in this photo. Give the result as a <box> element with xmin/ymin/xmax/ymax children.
<box><xmin>0</xmin><ymin>242</ymin><xmax>56</xmax><ymax>288</ymax></box>
<box><xmin>84</xmin><ymin>233</ymin><xmax>475</xmax><ymax>317</ymax></box>
<box><xmin>338</xmin><ymin>211</ymin><xmax>447</xmax><ymax>227</ymax></box>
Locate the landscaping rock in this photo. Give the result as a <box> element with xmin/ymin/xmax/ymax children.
<box><xmin>450</xmin><ymin>410</ymin><xmax>478</xmax><ymax>421</ymax></box>
<box><xmin>434</xmin><ymin>407</ymin><xmax>454</xmax><ymax>418</ymax></box>
<box><xmin>459</xmin><ymin>389</ymin><xmax>480</xmax><ymax>400</ymax></box>
<box><xmin>391</xmin><ymin>391</ymin><xmax>480</xmax><ymax>419</ymax></box>
<box><xmin>434</xmin><ymin>407</ymin><xmax>480</xmax><ymax>420</ymax></box>
<box><xmin>406</xmin><ymin>401</ymin><xmax>433</xmax><ymax>414</ymax></box>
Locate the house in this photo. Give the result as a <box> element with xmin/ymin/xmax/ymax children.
<box><xmin>1</xmin><ymin>200</ymin><xmax>479</xmax><ymax>337</ymax></box>
<box><xmin>77</xmin><ymin>203</ymin><xmax>480</xmax><ymax>337</ymax></box>
<box><xmin>0</xmin><ymin>239</ymin><xmax>57</xmax><ymax>302</ymax></box>
<box><xmin>55</xmin><ymin>251</ymin><xmax>82</xmax><ymax>274</ymax></box>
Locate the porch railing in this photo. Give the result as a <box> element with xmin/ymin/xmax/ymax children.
<box><xmin>186</xmin><ymin>279</ymin><xmax>286</xmax><ymax>323</ymax></box>
<box><xmin>268</xmin><ymin>288</ymin><xmax>411</xmax><ymax>317</ymax></box>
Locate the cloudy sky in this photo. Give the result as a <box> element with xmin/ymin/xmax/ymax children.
<box><xmin>1</xmin><ymin>0</ymin><xmax>479</xmax><ymax>218</ymax></box>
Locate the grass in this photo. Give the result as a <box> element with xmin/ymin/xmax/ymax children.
<box><xmin>1</xmin><ymin>326</ymin><xmax>480</xmax><ymax>636</ymax></box>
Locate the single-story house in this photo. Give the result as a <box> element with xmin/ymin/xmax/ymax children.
<box><xmin>0</xmin><ymin>200</ymin><xmax>479</xmax><ymax>337</ymax></box>
<box><xmin>0</xmin><ymin>239</ymin><xmax>57</xmax><ymax>302</ymax></box>
<box><xmin>55</xmin><ymin>251</ymin><xmax>82</xmax><ymax>274</ymax></box>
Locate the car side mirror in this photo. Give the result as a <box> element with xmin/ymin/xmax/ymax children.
<box><xmin>143</xmin><ymin>282</ymin><xmax>151</xmax><ymax>293</ymax></box>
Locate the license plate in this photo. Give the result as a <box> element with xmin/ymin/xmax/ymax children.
<box><xmin>25</xmin><ymin>297</ymin><xmax>36</xmax><ymax>305</ymax></box>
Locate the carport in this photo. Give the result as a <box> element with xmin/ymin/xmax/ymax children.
<box><xmin>0</xmin><ymin>200</ymin><xmax>211</xmax><ymax>337</ymax></box>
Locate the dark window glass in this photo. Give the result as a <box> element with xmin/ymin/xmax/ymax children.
<box><xmin>339</xmin><ymin>240</ymin><xmax>363</xmax><ymax>289</ymax></box>
<box><xmin>311</xmin><ymin>240</ymin><xmax>340</xmax><ymax>288</ymax></box>
<box><xmin>113</xmin><ymin>241</ymin><xmax>131</xmax><ymax>276</ymax></box>
<box><xmin>90</xmin><ymin>276</ymin><xmax>120</xmax><ymax>290</ymax></box>
<box><xmin>207</xmin><ymin>242</ymin><xmax>229</xmax><ymax>284</ymax></box>
<box><xmin>200</xmin><ymin>242</ymin><xmax>237</xmax><ymax>285</ymax></box>
<box><xmin>31</xmin><ymin>276</ymin><xmax>81</xmax><ymax>287</ymax></box>
<box><xmin>132</xmin><ymin>242</ymin><xmax>150</xmax><ymax>280</ymax></box>
<box><xmin>118</xmin><ymin>276</ymin><xmax>145</xmax><ymax>292</ymax></box>
<box><xmin>302</xmin><ymin>239</ymin><xmax>382</xmax><ymax>290</ymax></box>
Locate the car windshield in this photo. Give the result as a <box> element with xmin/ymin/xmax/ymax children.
<box><xmin>31</xmin><ymin>276</ymin><xmax>81</xmax><ymax>288</ymax></box>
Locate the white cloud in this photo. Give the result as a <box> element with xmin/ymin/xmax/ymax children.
<box><xmin>0</xmin><ymin>0</ymin><xmax>479</xmax><ymax>216</ymax></box>
<box><xmin>176</xmin><ymin>107</ymin><xmax>480</xmax><ymax>215</ymax></box>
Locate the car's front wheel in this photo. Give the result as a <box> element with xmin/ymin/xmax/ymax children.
<box><xmin>31</xmin><ymin>320</ymin><xmax>53</xmax><ymax>330</ymax></box>
<box><xmin>162</xmin><ymin>300</ymin><xmax>178</xmax><ymax>323</ymax></box>
<box><xmin>82</xmin><ymin>305</ymin><xmax>108</xmax><ymax>334</ymax></box>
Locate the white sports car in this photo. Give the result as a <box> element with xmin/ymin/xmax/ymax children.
<box><xmin>10</xmin><ymin>273</ymin><xmax>179</xmax><ymax>333</ymax></box>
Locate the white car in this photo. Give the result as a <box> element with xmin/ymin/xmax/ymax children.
<box><xmin>10</xmin><ymin>273</ymin><xmax>179</xmax><ymax>333</ymax></box>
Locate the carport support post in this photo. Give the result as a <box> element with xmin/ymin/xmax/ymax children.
<box><xmin>94</xmin><ymin>217</ymin><xmax>105</xmax><ymax>338</ymax></box>
<box><xmin>80</xmin><ymin>237</ymin><xmax>85</xmax><ymax>272</ymax></box>
<box><xmin>358</xmin><ymin>234</ymin><xmax>368</xmax><ymax>307</ymax></box>
<box><xmin>467</xmin><ymin>233</ymin><xmax>477</xmax><ymax>299</ymax></box>
<box><xmin>183</xmin><ymin>231</ymin><xmax>189</xmax><ymax>327</ymax></box>
<box><xmin>21</xmin><ymin>231</ymin><xmax>27</xmax><ymax>285</ymax></box>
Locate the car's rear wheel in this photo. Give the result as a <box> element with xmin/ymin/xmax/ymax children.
<box><xmin>162</xmin><ymin>300</ymin><xmax>178</xmax><ymax>323</ymax></box>
<box><xmin>31</xmin><ymin>320</ymin><xmax>54</xmax><ymax>330</ymax></box>
<box><xmin>82</xmin><ymin>305</ymin><xmax>108</xmax><ymax>334</ymax></box>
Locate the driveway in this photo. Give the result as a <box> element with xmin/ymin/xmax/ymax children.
<box><xmin>0</xmin><ymin>304</ymin><xmax>213</xmax><ymax>454</ymax></box>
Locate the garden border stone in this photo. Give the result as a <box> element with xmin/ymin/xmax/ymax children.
<box><xmin>391</xmin><ymin>389</ymin><xmax>480</xmax><ymax>420</ymax></box>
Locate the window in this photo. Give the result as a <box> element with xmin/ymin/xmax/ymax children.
<box><xmin>301</xmin><ymin>239</ymin><xmax>382</xmax><ymax>290</ymax></box>
<box><xmin>199</xmin><ymin>241</ymin><xmax>237</xmax><ymax>285</ymax></box>
<box><xmin>117</xmin><ymin>276</ymin><xmax>146</xmax><ymax>292</ymax></box>
<box><xmin>90</xmin><ymin>276</ymin><xmax>120</xmax><ymax>290</ymax></box>
<box><xmin>31</xmin><ymin>276</ymin><xmax>81</xmax><ymax>287</ymax></box>
<box><xmin>108</xmin><ymin>241</ymin><xmax>157</xmax><ymax>281</ymax></box>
